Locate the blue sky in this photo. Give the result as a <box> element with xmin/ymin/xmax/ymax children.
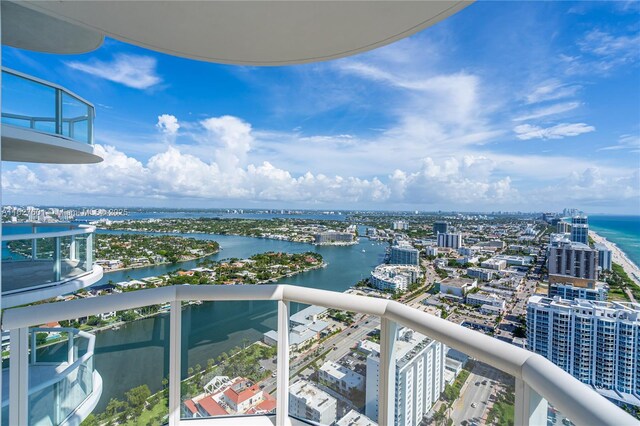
<box><xmin>2</xmin><ymin>1</ymin><xmax>639</xmax><ymax>213</ymax></box>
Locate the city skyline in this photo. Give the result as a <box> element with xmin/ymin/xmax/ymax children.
<box><xmin>2</xmin><ymin>1</ymin><xmax>639</xmax><ymax>213</ymax></box>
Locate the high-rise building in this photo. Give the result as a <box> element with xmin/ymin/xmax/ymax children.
<box><xmin>548</xmin><ymin>282</ymin><xmax>608</xmax><ymax>301</ymax></box>
<box><xmin>548</xmin><ymin>241</ymin><xmax>598</xmax><ymax>287</ymax></box>
<box><xmin>289</xmin><ymin>380</ymin><xmax>338</xmax><ymax>425</ymax></box>
<box><xmin>432</xmin><ymin>221</ymin><xmax>449</xmax><ymax>235</ymax></box>
<box><xmin>392</xmin><ymin>220</ymin><xmax>409</xmax><ymax>231</ymax></box>
<box><xmin>527</xmin><ymin>296</ymin><xmax>640</xmax><ymax>407</ymax></box>
<box><xmin>557</xmin><ymin>220</ymin><xmax>571</xmax><ymax>234</ymax></box>
<box><xmin>370</xmin><ymin>264</ymin><xmax>420</xmax><ymax>293</ymax></box>
<box><xmin>389</xmin><ymin>244</ymin><xmax>420</xmax><ymax>266</ymax></box>
<box><xmin>437</xmin><ymin>233</ymin><xmax>462</xmax><ymax>249</ymax></box>
<box><xmin>314</xmin><ymin>231</ymin><xmax>355</xmax><ymax>244</ymax></box>
<box><xmin>365</xmin><ymin>328</ymin><xmax>445</xmax><ymax>425</ymax></box>
<box><xmin>570</xmin><ymin>216</ymin><xmax>589</xmax><ymax>245</ymax></box>
<box><xmin>595</xmin><ymin>243</ymin><xmax>613</xmax><ymax>271</ymax></box>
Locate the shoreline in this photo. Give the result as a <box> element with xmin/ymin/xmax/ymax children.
<box><xmin>590</xmin><ymin>230</ymin><xmax>640</xmax><ymax>287</ymax></box>
<box><xmin>99</xmin><ymin>250</ymin><xmax>220</xmax><ymax>274</ymax></box>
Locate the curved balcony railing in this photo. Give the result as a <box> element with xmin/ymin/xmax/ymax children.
<box><xmin>2</xmin><ymin>285</ymin><xmax>635</xmax><ymax>426</ymax></box>
<box><xmin>1</xmin><ymin>327</ymin><xmax>101</xmax><ymax>426</ymax></box>
<box><xmin>1</xmin><ymin>68</ymin><xmax>94</xmax><ymax>145</ymax></box>
<box><xmin>1</xmin><ymin>223</ymin><xmax>99</xmax><ymax>307</ymax></box>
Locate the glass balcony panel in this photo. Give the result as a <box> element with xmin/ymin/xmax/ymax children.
<box><xmin>74</xmin><ymin>304</ymin><xmax>169</xmax><ymax>425</ymax></box>
<box><xmin>27</xmin><ymin>329</ymin><xmax>94</xmax><ymax>426</ymax></box>
<box><xmin>61</xmin><ymin>92</ymin><xmax>91</xmax><ymax>144</ymax></box>
<box><xmin>1</xmin><ymin>71</ymin><xmax>56</xmax><ymax>133</ymax></box>
<box><xmin>1</xmin><ymin>224</ymin><xmax>97</xmax><ymax>297</ymax></box>
<box><xmin>73</xmin><ymin>233</ymin><xmax>91</xmax><ymax>274</ymax></box>
<box><xmin>180</xmin><ymin>300</ymin><xmax>278</xmax><ymax>420</ymax></box>
<box><xmin>289</xmin><ymin>305</ymin><xmax>367</xmax><ymax>425</ymax></box>
<box><xmin>1</xmin><ymin>69</ymin><xmax>94</xmax><ymax>145</ymax></box>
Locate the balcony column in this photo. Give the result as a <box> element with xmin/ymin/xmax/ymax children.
<box><xmin>515</xmin><ymin>378</ymin><xmax>547</xmax><ymax>426</ymax></box>
<box><xmin>169</xmin><ymin>300</ymin><xmax>182</xmax><ymax>426</ymax></box>
<box><xmin>87</xmin><ymin>232</ymin><xmax>94</xmax><ymax>269</ymax></box>
<box><xmin>69</xmin><ymin>235</ymin><xmax>77</xmax><ymax>261</ymax></box>
<box><xmin>9</xmin><ymin>328</ymin><xmax>29</xmax><ymax>426</ymax></box>
<box><xmin>53</xmin><ymin>236</ymin><xmax>61</xmax><ymax>281</ymax></box>
<box><xmin>379</xmin><ymin>317</ymin><xmax>398</xmax><ymax>426</ymax></box>
<box><xmin>276</xmin><ymin>300</ymin><xmax>290</xmax><ymax>426</ymax></box>
<box><xmin>68</xmin><ymin>331</ymin><xmax>75</xmax><ymax>363</ymax></box>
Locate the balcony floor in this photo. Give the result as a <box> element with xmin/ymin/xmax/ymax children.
<box><xmin>2</xmin><ymin>259</ymin><xmax>87</xmax><ymax>294</ymax></box>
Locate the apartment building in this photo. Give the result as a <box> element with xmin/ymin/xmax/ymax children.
<box><xmin>289</xmin><ymin>380</ymin><xmax>338</xmax><ymax>425</ymax></box>
<box><xmin>527</xmin><ymin>296</ymin><xmax>640</xmax><ymax>407</ymax></box>
<box><xmin>365</xmin><ymin>328</ymin><xmax>445</xmax><ymax>426</ymax></box>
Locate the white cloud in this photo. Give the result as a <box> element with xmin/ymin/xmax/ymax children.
<box><xmin>598</xmin><ymin>134</ymin><xmax>640</xmax><ymax>152</ymax></box>
<box><xmin>66</xmin><ymin>54</ymin><xmax>162</xmax><ymax>89</ymax></box>
<box><xmin>513</xmin><ymin>102</ymin><xmax>581</xmax><ymax>122</ymax></box>
<box><xmin>513</xmin><ymin>123</ymin><xmax>595</xmax><ymax>140</ymax></box>
<box><xmin>579</xmin><ymin>29</ymin><xmax>640</xmax><ymax>59</ymax></box>
<box><xmin>156</xmin><ymin>114</ymin><xmax>180</xmax><ymax>135</ymax></box>
<box><xmin>525</xmin><ymin>80</ymin><xmax>581</xmax><ymax>104</ymax></box>
<box><xmin>531</xmin><ymin>167</ymin><xmax>640</xmax><ymax>205</ymax></box>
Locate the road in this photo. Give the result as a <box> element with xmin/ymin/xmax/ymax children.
<box><xmin>450</xmin><ymin>362</ymin><xmax>510</xmax><ymax>426</ymax></box>
<box><xmin>262</xmin><ymin>313</ymin><xmax>380</xmax><ymax>395</ymax></box>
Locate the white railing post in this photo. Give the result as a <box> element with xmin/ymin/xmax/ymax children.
<box><xmin>68</xmin><ymin>331</ymin><xmax>75</xmax><ymax>364</ymax></box>
<box><xmin>69</xmin><ymin>235</ymin><xmax>77</xmax><ymax>261</ymax></box>
<box><xmin>53</xmin><ymin>236</ymin><xmax>61</xmax><ymax>281</ymax></box>
<box><xmin>379</xmin><ymin>317</ymin><xmax>398</xmax><ymax>426</ymax></box>
<box><xmin>87</xmin><ymin>232</ymin><xmax>94</xmax><ymax>270</ymax></box>
<box><xmin>515</xmin><ymin>377</ymin><xmax>548</xmax><ymax>426</ymax></box>
<box><xmin>30</xmin><ymin>330</ymin><xmax>37</xmax><ymax>364</ymax></box>
<box><xmin>9</xmin><ymin>327</ymin><xmax>29</xmax><ymax>425</ymax></box>
<box><xmin>276</xmin><ymin>300</ymin><xmax>290</xmax><ymax>426</ymax></box>
<box><xmin>169</xmin><ymin>300</ymin><xmax>182</xmax><ymax>426</ymax></box>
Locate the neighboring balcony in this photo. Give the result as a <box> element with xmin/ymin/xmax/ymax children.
<box><xmin>1</xmin><ymin>285</ymin><xmax>635</xmax><ymax>426</ymax></box>
<box><xmin>1</xmin><ymin>68</ymin><xmax>103</xmax><ymax>164</ymax></box>
<box><xmin>2</xmin><ymin>223</ymin><xmax>103</xmax><ymax>308</ymax></box>
<box><xmin>1</xmin><ymin>327</ymin><xmax>102</xmax><ymax>426</ymax></box>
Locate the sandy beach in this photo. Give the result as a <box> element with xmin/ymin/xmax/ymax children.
<box><xmin>590</xmin><ymin>230</ymin><xmax>640</xmax><ymax>287</ymax></box>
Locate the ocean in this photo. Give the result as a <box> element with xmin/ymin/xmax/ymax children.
<box><xmin>589</xmin><ymin>215</ymin><xmax>640</xmax><ymax>268</ymax></box>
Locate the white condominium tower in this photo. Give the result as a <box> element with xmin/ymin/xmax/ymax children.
<box><xmin>365</xmin><ymin>328</ymin><xmax>445</xmax><ymax>426</ymax></box>
<box><xmin>527</xmin><ymin>296</ymin><xmax>640</xmax><ymax>407</ymax></box>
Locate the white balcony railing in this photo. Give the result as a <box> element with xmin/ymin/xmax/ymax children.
<box><xmin>2</xmin><ymin>223</ymin><xmax>101</xmax><ymax>308</ymax></box>
<box><xmin>1</xmin><ymin>327</ymin><xmax>102</xmax><ymax>425</ymax></box>
<box><xmin>2</xmin><ymin>285</ymin><xmax>636</xmax><ymax>425</ymax></box>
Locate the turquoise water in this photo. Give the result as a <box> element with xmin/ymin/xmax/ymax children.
<box><xmin>589</xmin><ymin>215</ymin><xmax>640</xmax><ymax>267</ymax></box>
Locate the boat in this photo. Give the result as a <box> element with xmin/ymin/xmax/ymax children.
<box><xmin>362</xmin><ymin>249</ymin><xmax>366</xmax><ymax>253</ymax></box>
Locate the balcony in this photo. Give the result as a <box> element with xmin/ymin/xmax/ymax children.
<box><xmin>1</xmin><ymin>68</ymin><xmax>102</xmax><ymax>164</ymax></box>
<box><xmin>2</xmin><ymin>223</ymin><xmax>103</xmax><ymax>308</ymax></box>
<box><xmin>1</xmin><ymin>328</ymin><xmax>102</xmax><ymax>426</ymax></box>
<box><xmin>1</xmin><ymin>285</ymin><xmax>635</xmax><ymax>425</ymax></box>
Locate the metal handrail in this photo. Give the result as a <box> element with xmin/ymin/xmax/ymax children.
<box><xmin>2</xmin><ymin>223</ymin><xmax>95</xmax><ymax>242</ymax></box>
<box><xmin>2</xmin><ymin>67</ymin><xmax>95</xmax><ymax>109</ymax></box>
<box><xmin>2</xmin><ymin>284</ymin><xmax>636</xmax><ymax>425</ymax></box>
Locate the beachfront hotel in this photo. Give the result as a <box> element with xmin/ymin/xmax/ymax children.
<box><xmin>0</xmin><ymin>2</ymin><xmax>636</xmax><ymax>426</ymax></box>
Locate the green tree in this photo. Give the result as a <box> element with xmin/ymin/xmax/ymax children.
<box><xmin>125</xmin><ymin>384</ymin><xmax>151</xmax><ymax>417</ymax></box>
